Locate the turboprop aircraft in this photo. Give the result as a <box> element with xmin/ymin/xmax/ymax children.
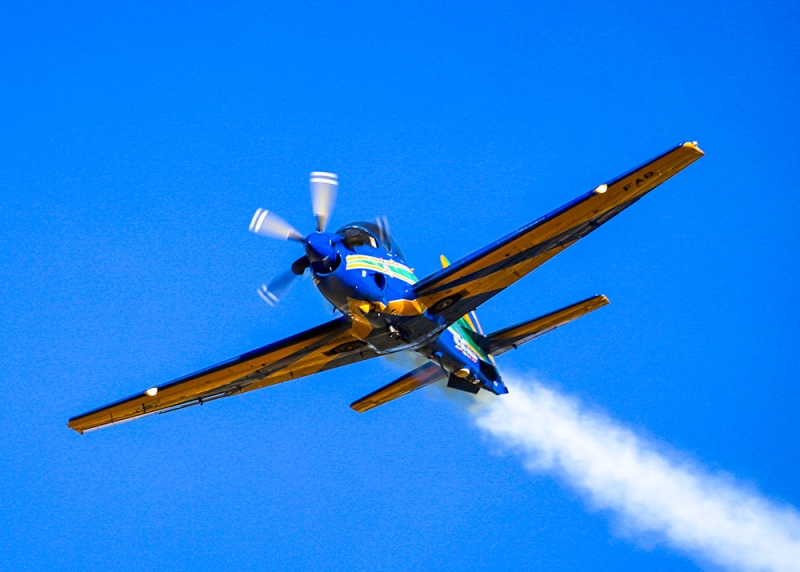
<box><xmin>68</xmin><ymin>142</ymin><xmax>704</xmax><ymax>433</ymax></box>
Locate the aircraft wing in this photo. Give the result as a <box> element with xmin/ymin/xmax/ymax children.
<box><xmin>413</xmin><ymin>142</ymin><xmax>704</xmax><ymax>325</ymax></box>
<box><xmin>68</xmin><ymin>317</ymin><xmax>379</xmax><ymax>433</ymax></box>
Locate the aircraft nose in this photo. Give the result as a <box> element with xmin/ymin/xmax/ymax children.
<box><xmin>305</xmin><ymin>232</ymin><xmax>335</xmax><ymax>262</ymax></box>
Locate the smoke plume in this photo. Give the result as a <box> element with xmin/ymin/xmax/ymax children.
<box><xmin>470</xmin><ymin>378</ymin><xmax>800</xmax><ymax>571</ymax></box>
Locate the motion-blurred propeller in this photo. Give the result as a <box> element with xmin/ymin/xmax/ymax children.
<box><xmin>310</xmin><ymin>172</ymin><xmax>338</xmax><ymax>232</ymax></box>
<box><xmin>250</xmin><ymin>171</ymin><xmax>339</xmax><ymax>306</ymax></box>
<box><xmin>249</xmin><ymin>209</ymin><xmax>304</xmax><ymax>242</ymax></box>
<box><xmin>376</xmin><ymin>215</ymin><xmax>390</xmax><ymax>246</ymax></box>
<box><xmin>257</xmin><ymin>270</ymin><xmax>299</xmax><ymax>307</ymax></box>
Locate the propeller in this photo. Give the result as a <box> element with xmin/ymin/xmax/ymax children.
<box><xmin>250</xmin><ymin>172</ymin><xmax>339</xmax><ymax>306</ymax></box>
<box><xmin>248</xmin><ymin>208</ymin><xmax>305</xmax><ymax>242</ymax></box>
<box><xmin>376</xmin><ymin>215</ymin><xmax>390</xmax><ymax>247</ymax></box>
<box><xmin>257</xmin><ymin>269</ymin><xmax>299</xmax><ymax>307</ymax></box>
<box><xmin>310</xmin><ymin>172</ymin><xmax>338</xmax><ymax>232</ymax></box>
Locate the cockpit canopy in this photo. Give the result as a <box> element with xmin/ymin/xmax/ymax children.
<box><xmin>336</xmin><ymin>221</ymin><xmax>405</xmax><ymax>261</ymax></box>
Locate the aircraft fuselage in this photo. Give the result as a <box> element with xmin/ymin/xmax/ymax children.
<box><xmin>309</xmin><ymin>224</ymin><xmax>508</xmax><ymax>396</ymax></box>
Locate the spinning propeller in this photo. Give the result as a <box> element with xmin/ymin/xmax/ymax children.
<box><xmin>249</xmin><ymin>172</ymin><xmax>339</xmax><ymax>306</ymax></box>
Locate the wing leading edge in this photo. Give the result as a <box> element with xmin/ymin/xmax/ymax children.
<box><xmin>413</xmin><ymin>142</ymin><xmax>704</xmax><ymax>325</ymax></box>
<box><xmin>68</xmin><ymin>317</ymin><xmax>379</xmax><ymax>433</ymax></box>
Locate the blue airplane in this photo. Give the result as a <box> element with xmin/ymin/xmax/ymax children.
<box><xmin>68</xmin><ymin>142</ymin><xmax>704</xmax><ymax>433</ymax></box>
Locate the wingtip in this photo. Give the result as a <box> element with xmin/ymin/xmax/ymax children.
<box><xmin>682</xmin><ymin>141</ymin><xmax>705</xmax><ymax>155</ymax></box>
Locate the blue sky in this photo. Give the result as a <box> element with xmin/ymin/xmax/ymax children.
<box><xmin>1</xmin><ymin>1</ymin><xmax>798</xmax><ymax>570</ymax></box>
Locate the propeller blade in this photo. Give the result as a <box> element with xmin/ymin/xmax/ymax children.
<box><xmin>310</xmin><ymin>172</ymin><xmax>338</xmax><ymax>232</ymax></box>
<box><xmin>256</xmin><ymin>270</ymin><xmax>299</xmax><ymax>307</ymax></box>
<box><xmin>249</xmin><ymin>208</ymin><xmax>305</xmax><ymax>242</ymax></box>
<box><xmin>374</xmin><ymin>214</ymin><xmax>404</xmax><ymax>258</ymax></box>
<box><xmin>291</xmin><ymin>255</ymin><xmax>311</xmax><ymax>275</ymax></box>
<box><xmin>376</xmin><ymin>215</ymin><xmax>391</xmax><ymax>247</ymax></box>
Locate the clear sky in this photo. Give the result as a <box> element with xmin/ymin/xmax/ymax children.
<box><xmin>1</xmin><ymin>1</ymin><xmax>798</xmax><ymax>570</ymax></box>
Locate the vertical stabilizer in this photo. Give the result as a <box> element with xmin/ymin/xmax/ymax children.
<box><xmin>440</xmin><ymin>255</ymin><xmax>485</xmax><ymax>336</ymax></box>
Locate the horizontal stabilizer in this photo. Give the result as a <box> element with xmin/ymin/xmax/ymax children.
<box><xmin>351</xmin><ymin>361</ymin><xmax>446</xmax><ymax>413</ymax></box>
<box><xmin>482</xmin><ymin>295</ymin><xmax>609</xmax><ymax>356</ymax></box>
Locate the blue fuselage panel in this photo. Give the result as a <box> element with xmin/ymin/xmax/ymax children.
<box><xmin>311</xmin><ymin>232</ymin><xmax>506</xmax><ymax>395</ymax></box>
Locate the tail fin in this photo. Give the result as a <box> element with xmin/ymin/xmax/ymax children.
<box><xmin>439</xmin><ymin>255</ymin><xmax>485</xmax><ymax>336</ymax></box>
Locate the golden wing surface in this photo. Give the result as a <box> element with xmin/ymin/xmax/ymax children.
<box><xmin>69</xmin><ymin>317</ymin><xmax>378</xmax><ymax>433</ymax></box>
<box><xmin>414</xmin><ymin>142</ymin><xmax>704</xmax><ymax>324</ymax></box>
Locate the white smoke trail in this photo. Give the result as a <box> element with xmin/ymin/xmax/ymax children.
<box><xmin>470</xmin><ymin>378</ymin><xmax>800</xmax><ymax>571</ymax></box>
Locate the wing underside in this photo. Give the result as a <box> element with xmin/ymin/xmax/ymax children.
<box><xmin>413</xmin><ymin>142</ymin><xmax>704</xmax><ymax>326</ymax></box>
<box><xmin>68</xmin><ymin>317</ymin><xmax>379</xmax><ymax>433</ymax></box>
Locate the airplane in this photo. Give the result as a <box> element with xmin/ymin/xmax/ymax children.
<box><xmin>68</xmin><ymin>142</ymin><xmax>704</xmax><ymax>433</ymax></box>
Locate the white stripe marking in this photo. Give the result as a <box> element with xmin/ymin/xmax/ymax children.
<box><xmin>257</xmin><ymin>286</ymin><xmax>277</xmax><ymax>307</ymax></box>
<box><xmin>254</xmin><ymin>209</ymin><xmax>269</xmax><ymax>233</ymax></box>
<box><xmin>249</xmin><ymin>208</ymin><xmax>263</xmax><ymax>232</ymax></box>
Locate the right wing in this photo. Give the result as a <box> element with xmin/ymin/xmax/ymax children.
<box><xmin>69</xmin><ymin>317</ymin><xmax>379</xmax><ymax>433</ymax></box>
<box><xmin>413</xmin><ymin>142</ymin><xmax>704</xmax><ymax>326</ymax></box>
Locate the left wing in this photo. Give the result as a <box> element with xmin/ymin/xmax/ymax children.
<box><xmin>413</xmin><ymin>142</ymin><xmax>704</xmax><ymax>325</ymax></box>
<box><xmin>68</xmin><ymin>317</ymin><xmax>378</xmax><ymax>433</ymax></box>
